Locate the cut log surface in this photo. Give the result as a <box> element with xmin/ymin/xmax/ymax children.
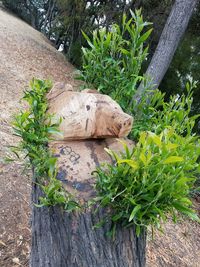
<box><xmin>31</xmin><ymin>139</ymin><xmax>147</xmax><ymax>267</ymax></box>
<box><xmin>47</xmin><ymin>83</ymin><xmax>133</xmax><ymax>140</ymax></box>
<box><xmin>50</xmin><ymin>138</ymin><xmax>134</xmax><ymax>200</ymax></box>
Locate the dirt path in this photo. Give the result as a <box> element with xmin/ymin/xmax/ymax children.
<box><xmin>0</xmin><ymin>7</ymin><xmax>78</xmax><ymax>267</ymax></box>
<box><xmin>0</xmin><ymin>7</ymin><xmax>199</xmax><ymax>267</ymax></box>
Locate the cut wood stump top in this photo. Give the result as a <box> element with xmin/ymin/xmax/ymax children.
<box><xmin>50</xmin><ymin>138</ymin><xmax>134</xmax><ymax>201</ymax></box>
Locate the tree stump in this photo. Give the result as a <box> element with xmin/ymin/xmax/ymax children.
<box><xmin>31</xmin><ymin>185</ymin><xmax>146</xmax><ymax>267</ymax></box>
<box><xmin>30</xmin><ymin>140</ymin><xmax>146</xmax><ymax>267</ymax></box>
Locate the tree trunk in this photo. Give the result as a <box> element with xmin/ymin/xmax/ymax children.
<box><xmin>30</xmin><ymin>183</ymin><xmax>146</xmax><ymax>267</ymax></box>
<box><xmin>30</xmin><ymin>139</ymin><xmax>146</xmax><ymax>267</ymax></box>
<box><xmin>134</xmin><ymin>0</ymin><xmax>199</xmax><ymax>102</ymax></box>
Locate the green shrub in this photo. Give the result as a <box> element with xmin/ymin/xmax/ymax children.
<box><xmin>78</xmin><ymin>9</ymin><xmax>152</xmax><ymax>111</ymax></box>
<box><xmin>131</xmin><ymin>78</ymin><xmax>199</xmax><ymax>140</ymax></box>
<box><xmin>78</xmin><ymin>8</ymin><xmax>200</xmax><ymax>235</ymax></box>
<box><xmin>9</xmin><ymin>79</ymin><xmax>79</xmax><ymax>211</ymax></box>
<box><xmin>131</xmin><ymin>78</ymin><xmax>200</xmax><ymax>197</ymax></box>
<box><xmin>95</xmin><ymin>129</ymin><xmax>200</xmax><ymax>236</ymax></box>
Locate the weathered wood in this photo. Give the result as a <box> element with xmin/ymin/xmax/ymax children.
<box><xmin>47</xmin><ymin>83</ymin><xmax>133</xmax><ymax>140</ymax></box>
<box><xmin>30</xmin><ymin>139</ymin><xmax>147</xmax><ymax>267</ymax></box>
<box><xmin>50</xmin><ymin>138</ymin><xmax>134</xmax><ymax>199</ymax></box>
<box><xmin>31</xmin><ymin>184</ymin><xmax>146</xmax><ymax>267</ymax></box>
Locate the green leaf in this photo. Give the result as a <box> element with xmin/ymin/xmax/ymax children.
<box><xmin>165</xmin><ymin>143</ymin><xmax>179</xmax><ymax>150</ymax></box>
<box><xmin>104</xmin><ymin>148</ymin><xmax>120</xmax><ymax>161</ymax></box>
<box><xmin>47</xmin><ymin>127</ymin><xmax>63</xmax><ymax>138</ymax></box>
<box><xmin>118</xmin><ymin>139</ymin><xmax>131</xmax><ymax>158</ymax></box>
<box><xmin>139</xmin><ymin>132</ymin><xmax>147</xmax><ymax>145</ymax></box>
<box><xmin>118</xmin><ymin>159</ymin><xmax>139</xmax><ymax>170</ymax></box>
<box><xmin>149</xmin><ymin>132</ymin><xmax>162</xmax><ymax>148</ymax></box>
<box><xmin>137</xmin><ymin>29</ymin><xmax>152</xmax><ymax>46</ymax></box>
<box><xmin>93</xmin><ymin>219</ymin><xmax>106</xmax><ymax>229</ymax></box>
<box><xmin>139</xmin><ymin>153</ymin><xmax>147</xmax><ymax>165</ymax></box>
<box><xmin>136</xmin><ymin>225</ymin><xmax>141</xmax><ymax>237</ymax></box>
<box><xmin>163</xmin><ymin>156</ymin><xmax>184</xmax><ymax>164</ymax></box>
<box><xmin>173</xmin><ymin>202</ymin><xmax>200</xmax><ymax>222</ymax></box>
<box><xmin>65</xmin><ymin>201</ymin><xmax>79</xmax><ymax>211</ymax></box>
<box><xmin>112</xmin><ymin>213</ymin><xmax>123</xmax><ymax>222</ymax></box>
<box><xmin>176</xmin><ymin>177</ymin><xmax>195</xmax><ymax>187</ymax></box>
<box><xmin>4</xmin><ymin>157</ymin><xmax>15</xmax><ymax>163</ymax></box>
<box><xmin>129</xmin><ymin>205</ymin><xmax>141</xmax><ymax>222</ymax></box>
<box><xmin>34</xmin><ymin>202</ymin><xmax>45</xmax><ymax>208</ymax></box>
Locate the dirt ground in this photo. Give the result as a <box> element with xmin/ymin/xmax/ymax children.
<box><xmin>0</xmin><ymin>6</ymin><xmax>199</xmax><ymax>267</ymax></box>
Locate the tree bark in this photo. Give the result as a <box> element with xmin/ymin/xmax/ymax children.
<box><xmin>134</xmin><ymin>0</ymin><xmax>199</xmax><ymax>102</ymax></box>
<box><xmin>30</xmin><ymin>139</ymin><xmax>146</xmax><ymax>267</ymax></box>
<box><xmin>30</xmin><ymin>183</ymin><xmax>146</xmax><ymax>267</ymax></box>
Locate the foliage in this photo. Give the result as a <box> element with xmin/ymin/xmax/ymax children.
<box><xmin>131</xmin><ymin>78</ymin><xmax>199</xmax><ymax>140</ymax></box>
<box><xmin>95</xmin><ymin>128</ymin><xmax>200</xmax><ymax>236</ymax></box>
<box><xmin>35</xmin><ymin>178</ymin><xmax>79</xmax><ymax>211</ymax></box>
<box><xmin>160</xmin><ymin>33</ymin><xmax>200</xmax><ymax>132</ymax></box>
<box><xmin>78</xmin><ymin>9</ymin><xmax>152</xmax><ymax>111</ymax></box>
<box><xmin>131</xmin><ymin>78</ymin><xmax>200</xmax><ymax>195</ymax></box>
<box><xmin>2</xmin><ymin>0</ymin><xmax>45</xmax><ymax>30</ymax></box>
<box><xmin>78</xmin><ymin>8</ymin><xmax>200</xmax><ymax>235</ymax></box>
<box><xmin>9</xmin><ymin>79</ymin><xmax>79</xmax><ymax>211</ymax></box>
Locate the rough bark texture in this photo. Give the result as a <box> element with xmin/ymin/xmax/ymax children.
<box><xmin>134</xmin><ymin>0</ymin><xmax>199</xmax><ymax>101</ymax></box>
<box><xmin>31</xmin><ymin>139</ymin><xmax>146</xmax><ymax>267</ymax></box>
<box><xmin>30</xmin><ymin>184</ymin><xmax>146</xmax><ymax>267</ymax></box>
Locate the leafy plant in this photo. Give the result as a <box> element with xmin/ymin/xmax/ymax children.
<box><xmin>9</xmin><ymin>78</ymin><xmax>79</xmax><ymax>211</ymax></box>
<box><xmin>78</xmin><ymin>9</ymin><xmax>152</xmax><ymax>111</ymax></box>
<box><xmin>35</xmin><ymin>178</ymin><xmax>79</xmax><ymax>211</ymax></box>
<box><xmin>130</xmin><ymin>78</ymin><xmax>200</xmax><ymax>196</ymax></box>
<box><xmin>78</xmin><ymin>8</ymin><xmax>200</xmax><ymax>235</ymax></box>
<box><xmin>94</xmin><ymin>129</ymin><xmax>200</xmax><ymax>236</ymax></box>
<box><xmin>131</xmin><ymin>78</ymin><xmax>199</xmax><ymax>140</ymax></box>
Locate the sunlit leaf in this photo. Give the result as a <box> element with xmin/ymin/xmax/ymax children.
<box><xmin>163</xmin><ymin>156</ymin><xmax>184</xmax><ymax>164</ymax></box>
<box><xmin>118</xmin><ymin>159</ymin><xmax>139</xmax><ymax>169</ymax></box>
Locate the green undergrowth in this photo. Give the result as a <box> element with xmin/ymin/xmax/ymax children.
<box><xmin>78</xmin><ymin>9</ymin><xmax>152</xmax><ymax>111</ymax></box>
<box><xmin>131</xmin><ymin>78</ymin><xmax>200</xmax><ymax>140</ymax></box>
<box><xmin>93</xmin><ymin>76</ymin><xmax>200</xmax><ymax>237</ymax></box>
<box><xmin>7</xmin><ymin>78</ymin><xmax>200</xmax><ymax>237</ymax></box>
<box><xmin>7</xmin><ymin>79</ymin><xmax>79</xmax><ymax>211</ymax></box>
<box><xmin>131</xmin><ymin>78</ymin><xmax>200</xmax><ymax>197</ymax></box>
<box><xmin>77</xmin><ymin>8</ymin><xmax>200</xmax><ymax>236</ymax></box>
<box><xmin>94</xmin><ymin>128</ymin><xmax>200</xmax><ymax>236</ymax></box>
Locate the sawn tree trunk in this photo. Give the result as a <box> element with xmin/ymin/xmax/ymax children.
<box><xmin>30</xmin><ymin>184</ymin><xmax>146</xmax><ymax>267</ymax></box>
<box><xmin>30</xmin><ymin>139</ymin><xmax>147</xmax><ymax>267</ymax></box>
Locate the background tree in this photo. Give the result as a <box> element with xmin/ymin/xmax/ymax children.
<box><xmin>133</xmin><ymin>0</ymin><xmax>199</xmax><ymax>103</ymax></box>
